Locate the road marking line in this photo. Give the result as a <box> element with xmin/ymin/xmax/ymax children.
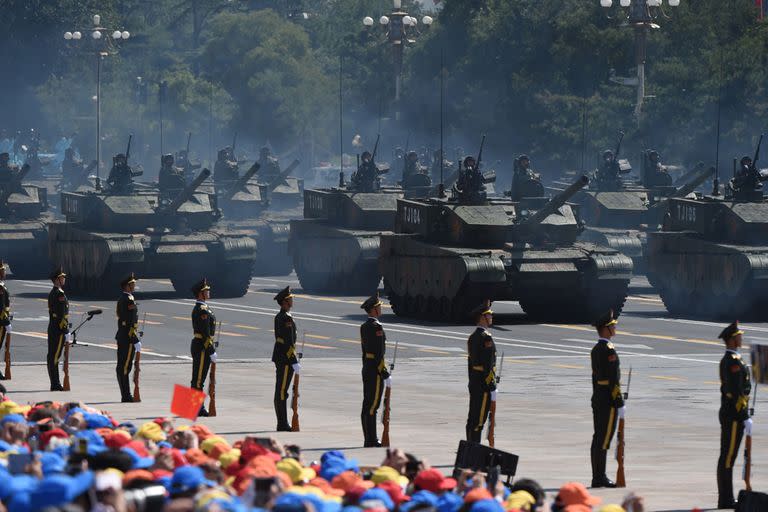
<box><xmin>704</xmin><ymin>380</ymin><xmax>720</xmax><ymax>385</ymax></box>
<box><xmin>221</xmin><ymin>331</ymin><xmax>248</xmax><ymax>338</ymax></box>
<box><xmin>145</xmin><ymin>313</ymin><xmax>165</xmax><ymax>318</ymax></box>
<box><xmin>234</xmin><ymin>324</ymin><xmax>260</xmax><ymax>331</ymax></box>
<box><xmin>419</xmin><ymin>348</ymin><xmax>451</xmax><ymax>355</ymax></box>
<box><xmin>303</xmin><ymin>343</ymin><xmax>336</xmax><ymax>350</ymax></box>
<box><xmin>507</xmin><ymin>359</ymin><xmax>536</xmax><ymax>364</ymax></box>
<box><xmin>172</xmin><ymin>316</ymin><xmax>188</xmax><ymax>321</ymax></box>
<box><xmin>551</xmin><ymin>363</ymin><xmax>584</xmax><ymax>369</ymax></box>
<box><xmin>144</xmin><ymin>320</ymin><xmax>163</xmax><ymax>326</ymax></box>
<box><xmin>306</xmin><ymin>334</ymin><xmax>330</xmax><ymax>340</ymax></box>
<box><xmin>338</xmin><ymin>338</ymin><xmax>359</xmax><ymax>344</ymax></box>
<box><xmin>628</xmin><ymin>296</ymin><xmax>663</xmax><ymax>303</ymax></box>
<box><xmin>562</xmin><ymin>338</ymin><xmax>654</xmax><ymax>350</ymax></box>
<box><xmin>650</xmin><ymin>375</ymin><xmax>685</xmax><ymax>381</ymax></box>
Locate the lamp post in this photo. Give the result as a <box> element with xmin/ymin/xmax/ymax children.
<box><xmin>601</xmin><ymin>0</ymin><xmax>680</xmax><ymax>125</ymax></box>
<box><xmin>64</xmin><ymin>14</ymin><xmax>130</xmax><ymax>185</ymax></box>
<box><xmin>363</xmin><ymin>0</ymin><xmax>434</xmax><ymax>120</ymax></box>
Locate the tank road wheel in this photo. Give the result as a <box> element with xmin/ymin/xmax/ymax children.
<box><xmin>293</xmin><ymin>254</ymin><xmax>331</xmax><ymax>293</ymax></box>
<box><xmin>209</xmin><ymin>261</ymin><xmax>254</xmax><ymax>298</ymax></box>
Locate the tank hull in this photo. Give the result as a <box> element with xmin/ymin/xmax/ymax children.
<box><xmin>48</xmin><ymin>223</ymin><xmax>256</xmax><ymax>297</ymax></box>
<box><xmin>223</xmin><ymin>218</ymin><xmax>293</xmax><ymax>276</ymax></box>
<box><xmin>380</xmin><ymin>235</ymin><xmax>632</xmax><ymax>321</ymax></box>
<box><xmin>647</xmin><ymin>231</ymin><xmax>768</xmax><ymax>318</ymax></box>
<box><xmin>0</xmin><ymin>220</ymin><xmax>50</xmax><ymax>278</ymax></box>
<box><xmin>289</xmin><ymin>219</ymin><xmax>389</xmax><ymax>294</ymax></box>
<box><xmin>580</xmin><ymin>227</ymin><xmax>647</xmax><ymax>273</ymax></box>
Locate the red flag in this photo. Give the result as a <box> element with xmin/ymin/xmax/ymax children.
<box><xmin>171</xmin><ymin>384</ymin><xmax>206</xmax><ymax>421</ymax></box>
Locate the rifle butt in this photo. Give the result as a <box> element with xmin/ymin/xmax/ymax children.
<box><xmin>290</xmin><ymin>375</ymin><xmax>300</xmax><ymax>432</ymax></box>
<box><xmin>4</xmin><ymin>332</ymin><xmax>10</xmax><ymax>379</ymax></box>
<box><xmin>208</xmin><ymin>363</ymin><xmax>217</xmax><ymax>417</ymax></box>
<box><xmin>381</xmin><ymin>387</ymin><xmax>391</xmax><ymax>447</ymax></box>
<box><xmin>487</xmin><ymin>401</ymin><xmax>496</xmax><ymax>448</ymax></box>
<box><xmin>133</xmin><ymin>352</ymin><xmax>141</xmax><ymax>402</ymax></box>
<box><xmin>615</xmin><ymin>418</ymin><xmax>626</xmax><ymax>487</ymax></box>
<box><xmin>744</xmin><ymin>434</ymin><xmax>752</xmax><ymax>492</ymax></box>
<box><xmin>63</xmin><ymin>343</ymin><xmax>71</xmax><ymax>391</ymax></box>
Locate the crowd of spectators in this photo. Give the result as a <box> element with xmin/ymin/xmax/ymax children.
<box><xmin>0</xmin><ymin>385</ymin><xmax>646</xmax><ymax>512</ymax></box>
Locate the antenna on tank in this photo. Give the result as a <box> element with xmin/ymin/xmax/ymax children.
<box><xmin>439</xmin><ymin>48</ymin><xmax>446</xmax><ymax>198</ymax></box>
<box><xmin>339</xmin><ymin>54</ymin><xmax>344</xmax><ymax>187</ymax></box>
<box><xmin>713</xmin><ymin>65</ymin><xmax>723</xmax><ymax>196</ymax></box>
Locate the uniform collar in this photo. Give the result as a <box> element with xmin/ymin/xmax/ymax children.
<box><xmin>726</xmin><ymin>348</ymin><xmax>741</xmax><ymax>356</ymax></box>
<box><xmin>195</xmin><ymin>300</ymin><xmax>207</xmax><ymax>305</ymax></box>
<box><xmin>598</xmin><ymin>337</ymin><xmax>612</xmax><ymax>343</ymax></box>
<box><xmin>368</xmin><ymin>316</ymin><xmax>379</xmax><ymax>322</ymax></box>
<box><xmin>475</xmin><ymin>325</ymin><xmax>488</xmax><ymax>333</ymax></box>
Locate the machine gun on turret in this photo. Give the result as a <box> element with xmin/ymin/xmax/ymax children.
<box><xmin>519</xmin><ymin>175</ymin><xmax>588</xmax><ymax>228</ymax></box>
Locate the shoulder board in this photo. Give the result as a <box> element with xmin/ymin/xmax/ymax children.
<box><xmin>127</xmin><ymin>294</ymin><xmax>134</xmax><ymax>300</ymax></box>
<box><xmin>607</xmin><ymin>342</ymin><xmax>615</xmax><ymax>350</ymax></box>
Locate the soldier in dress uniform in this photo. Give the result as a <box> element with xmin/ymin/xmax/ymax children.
<box><xmin>191</xmin><ymin>278</ymin><xmax>217</xmax><ymax>417</ymax></box>
<box><xmin>590</xmin><ymin>310</ymin><xmax>624</xmax><ymax>488</ymax></box>
<box><xmin>0</xmin><ymin>261</ymin><xmax>11</xmax><ymax>380</ymax></box>
<box><xmin>272</xmin><ymin>286</ymin><xmax>300</xmax><ymax>431</ymax></box>
<box><xmin>716</xmin><ymin>321</ymin><xmax>753</xmax><ymax>509</ymax></box>
<box><xmin>47</xmin><ymin>267</ymin><xmax>71</xmax><ymax>391</ymax></box>
<box><xmin>466</xmin><ymin>302</ymin><xmax>497</xmax><ymax>443</ymax></box>
<box><xmin>360</xmin><ymin>294</ymin><xmax>391</xmax><ymax>447</ymax></box>
<box><xmin>115</xmin><ymin>273</ymin><xmax>141</xmax><ymax>403</ymax></box>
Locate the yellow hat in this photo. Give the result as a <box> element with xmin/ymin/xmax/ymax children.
<box><xmin>219</xmin><ymin>448</ymin><xmax>241</xmax><ymax>469</ymax></box>
<box><xmin>506</xmin><ymin>490</ymin><xmax>536</xmax><ymax>511</ymax></box>
<box><xmin>277</xmin><ymin>458</ymin><xmax>316</xmax><ymax>484</ymax></box>
<box><xmin>287</xmin><ymin>485</ymin><xmax>343</xmax><ymax>503</ymax></box>
<box><xmin>196</xmin><ymin>489</ymin><xmax>234</xmax><ymax>508</ymax></box>
<box><xmin>370</xmin><ymin>465</ymin><xmax>409</xmax><ymax>487</ymax></box>
<box><xmin>136</xmin><ymin>422</ymin><xmax>166</xmax><ymax>442</ymax></box>
<box><xmin>0</xmin><ymin>401</ymin><xmax>30</xmax><ymax>418</ymax></box>
<box><xmin>200</xmin><ymin>436</ymin><xmax>229</xmax><ymax>454</ymax></box>
<box><xmin>597</xmin><ymin>505</ymin><xmax>625</xmax><ymax>512</ymax></box>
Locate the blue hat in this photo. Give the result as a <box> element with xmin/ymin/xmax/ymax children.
<box><xmin>118</xmin><ymin>422</ymin><xmax>137</xmax><ymax>435</ymax></box>
<box><xmin>401</xmin><ymin>491</ymin><xmax>438</xmax><ymax>512</ymax></box>
<box><xmin>29</xmin><ymin>471</ymin><xmax>94</xmax><ymax>511</ymax></box>
<box><xmin>40</xmin><ymin>452</ymin><xmax>66</xmax><ymax>476</ymax></box>
<box><xmin>0</xmin><ymin>414</ymin><xmax>26</xmax><ymax>425</ymax></box>
<box><xmin>0</xmin><ymin>473</ymin><xmax>37</xmax><ymax>501</ymax></box>
<box><xmin>7</xmin><ymin>489</ymin><xmax>33</xmax><ymax>512</ymax></box>
<box><xmin>73</xmin><ymin>430</ymin><xmax>106</xmax><ymax>456</ymax></box>
<box><xmin>65</xmin><ymin>407</ymin><xmax>86</xmax><ymax>419</ymax></box>
<box><xmin>469</xmin><ymin>499</ymin><xmax>504</xmax><ymax>512</ymax></box>
<box><xmin>0</xmin><ymin>439</ymin><xmax>13</xmax><ymax>452</ymax></box>
<box><xmin>319</xmin><ymin>450</ymin><xmax>359</xmax><ymax>481</ymax></box>
<box><xmin>157</xmin><ymin>440</ymin><xmax>172</xmax><ymax>449</ymax></box>
<box><xmin>84</xmin><ymin>412</ymin><xmax>113</xmax><ymax>429</ymax></box>
<box><xmin>170</xmin><ymin>465</ymin><xmax>214</xmax><ymax>495</ymax></box>
<box><xmin>273</xmin><ymin>494</ymin><xmax>307</xmax><ymax>512</ymax></box>
<box><xmin>436</xmin><ymin>492</ymin><xmax>463</xmax><ymax>512</ymax></box>
<box><xmin>360</xmin><ymin>488</ymin><xmax>395</xmax><ymax>511</ymax></box>
<box><xmin>122</xmin><ymin>447</ymin><xmax>154</xmax><ymax>469</ymax></box>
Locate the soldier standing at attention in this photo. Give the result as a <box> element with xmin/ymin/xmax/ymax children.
<box><xmin>360</xmin><ymin>294</ymin><xmax>391</xmax><ymax>447</ymax></box>
<box><xmin>0</xmin><ymin>261</ymin><xmax>11</xmax><ymax>380</ymax></box>
<box><xmin>716</xmin><ymin>321</ymin><xmax>752</xmax><ymax>509</ymax></box>
<box><xmin>590</xmin><ymin>310</ymin><xmax>624</xmax><ymax>488</ymax></box>
<box><xmin>466</xmin><ymin>302</ymin><xmax>496</xmax><ymax>443</ymax></box>
<box><xmin>273</xmin><ymin>286</ymin><xmax>300</xmax><ymax>431</ymax></box>
<box><xmin>47</xmin><ymin>267</ymin><xmax>70</xmax><ymax>391</ymax></box>
<box><xmin>191</xmin><ymin>278</ymin><xmax>216</xmax><ymax>417</ymax></box>
<box><xmin>116</xmin><ymin>273</ymin><xmax>141</xmax><ymax>403</ymax></box>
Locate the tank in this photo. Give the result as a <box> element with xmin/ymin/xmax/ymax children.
<box><xmin>289</xmin><ymin>186</ymin><xmax>403</xmax><ymax>294</ymax></box>
<box><xmin>212</xmin><ymin>162</ymin><xmax>299</xmax><ymax>275</ymax></box>
<box><xmin>379</xmin><ymin>176</ymin><xmax>633</xmax><ymax>321</ymax></box>
<box><xmin>0</xmin><ymin>164</ymin><xmax>52</xmax><ymax>278</ymax></box>
<box><xmin>647</xmin><ymin>193</ymin><xmax>768</xmax><ymax>318</ymax></box>
<box><xmin>569</xmin><ymin>157</ymin><xmax>711</xmax><ymax>272</ymax></box>
<box><xmin>48</xmin><ymin>169</ymin><xmax>256</xmax><ymax>297</ymax></box>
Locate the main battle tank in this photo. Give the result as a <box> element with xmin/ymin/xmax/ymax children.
<box><xmin>379</xmin><ymin>176</ymin><xmax>633</xmax><ymax>321</ymax></box>
<box><xmin>289</xmin><ymin>184</ymin><xmax>403</xmax><ymax>294</ymax></box>
<box><xmin>0</xmin><ymin>164</ymin><xmax>52</xmax><ymax>278</ymax></box>
<box><xmin>647</xmin><ymin>191</ymin><xmax>768</xmax><ymax>318</ymax></box>
<box><xmin>568</xmin><ymin>154</ymin><xmax>711</xmax><ymax>271</ymax></box>
<box><xmin>212</xmin><ymin>162</ymin><xmax>300</xmax><ymax>275</ymax></box>
<box><xmin>49</xmin><ymin>169</ymin><xmax>256</xmax><ymax>297</ymax></box>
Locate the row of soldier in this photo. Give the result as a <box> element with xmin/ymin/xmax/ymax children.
<box><xmin>0</xmin><ymin>261</ymin><xmax>752</xmax><ymax>508</ymax></box>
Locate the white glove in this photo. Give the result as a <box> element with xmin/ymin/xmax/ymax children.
<box><xmin>64</xmin><ymin>333</ymin><xmax>73</xmax><ymax>345</ymax></box>
<box><xmin>745</xmin><ymin>418</ymin><xmax>753</xmax><ymax>436</ymax></box>
<box><xmin>5</xmin><ymin>324</ymin><xmax>11</xmax><ymax>334</ymax></box>
<box><xmin>210</xmin><ymin>352</ymin><xmax>217</xmax><ymax>364</ymax></box>
<box><xmin>618</xmin><ymin>406</ymin><xmax>626</xmax><ymax>419</ymax></box>
<box><xmin>490</xmin><ymin>390</ymin><xmax>497</xmax><ymax>401</ymax></box>
<box><xmin>384</xmin><ymin>377</ymin><xmax>392</xmax><ymax>388</ymax></box>
<box><xmin>291</xmin><ymin>363</ymin><xmax>301</xmax><ymax>374</ymax></box>
<box><xmin>133</xmin><ymin>342</ymin><xmax>141</xmax><ymax>353</ymax></box>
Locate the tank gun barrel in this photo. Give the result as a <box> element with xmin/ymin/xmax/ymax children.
<box><xmin>224</xmin><ymin>163</ymin><xmax>260</xmax><ymax>199</ymax></box>
<box><xmin>161</xmin><ymin>168</ymin><xmax>211</xmax><ymax>214</ymax></box>
<box><xmin>520</xmin><ymin>175</ymin><xmax>588</xmax><ymax>226</ymax></box>
<box><xmin>268</xmin><ymin>159</ymin><xmax>299</xmax><ymax>192</ymax></box>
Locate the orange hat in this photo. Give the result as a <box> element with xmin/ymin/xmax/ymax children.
<box><xmin>332</xmin><ymin>471</ymin><xmax>374</xmax><ymax>492</ymax></box>
<box><xmin>185</xmin><ymin>448</ymin><xmax>209</xmax><ymax>466</ymax></box>
<box><xmin>209</xmin><ymin>443</ymin><xmax>231</xmax><ymax>461</ymax></box>
<box><xmin>310</xmin><ymin>477</ymin><xmax>346</xmax><ymax>497</ymax></box>
<box><xmin>246</xmin><ymin>455</ymin><xmax>278</xmax><ymax>477</ymax></box>
<box><xmin>563</xmin><ymin>506</ymin><xmax>594</xmax><ymax>512</ymax></box>
<box><xmin>190</xmin><ymin>424</ymin><xmax>214</xmax><ymax>441</ymax></box>
<box><xmin>464</xmin><ymin>488</ymin><xmax>493</xmax><ymax>504</ymax></box>
<box><xmin>123</xmin><ymin>469</ymin><xmax>155</xmax><ymax>485</ymax></box>
<box><xmin>556</xmin><ymin>483</ymin><xmax>602</xmax><ymax>507</ymax></box>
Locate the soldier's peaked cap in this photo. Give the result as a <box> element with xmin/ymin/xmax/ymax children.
<box><xmin>120</xmin><ymin>273</ymin><xmax>137</xmax><ymax>288</ymax></box>
<box><xmin>274</xmin><ymin>286</ymin><xmax>293</xmax><ymax>303</ymax></box>
<box><xmin>49</xmin><ymin>266</ymin><xmax>66</xmax><ymax>281</ymax></box>
<box><xmin>470</xmin><ymin>301</ymin><xmax>493</xmax><ymax>318</ymax></box>
<box><xmin>719</xmin><ymin>321</ymin><xmax>744</xmax><ymax>341</ymax></box>
<box><xmin>592</xmin><ymin>310</ymin><xmax>618</xmax><ymax>329</ymax></box>
<box><xmin>191</xmin><ymin>278</ymin><xmax>210</xmax><ymax>296</ymax></box>
<box><xmin>361</xmin><ymin>294</ymin><xmax>382</xmax><ymax>311</ymax></box>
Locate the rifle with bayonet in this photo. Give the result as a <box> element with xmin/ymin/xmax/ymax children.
<box><xmin>487</xmin><ymin>351</ymin><xmax>504</xmax><ymax>448</ymax></box>
<box><xmin>291</xmin><ymin>331</ymin><xmax>306</xmax><ymax>432</ymax></box>
<box><xmin>381</xmin><ymin>339</ymin><xmax>398</xmax><ymax>447</ymax></box>
<box><xmin>3</xmin><ymin>314</ymin><xmax>12</xmax><ymax>379</ymax></box>
<box><xmin>616</xmin><ymin>366</ymin><xmax>632</xmax><ymax>487</ymax></box>
<box><xmin>133</xmin><ymin>312</ymin><xmax>146</xmax><ymax>403</ymax></box>
<box><xmin>743</xmin><ymin>366</ymin><xmax>758</xmax><ymax>491</ymax></box>
<box><xmin>208</xmin><ymin>320</ymin><xmax>221</xmax><ymax>417</ymax></box>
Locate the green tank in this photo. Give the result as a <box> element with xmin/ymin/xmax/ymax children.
<box><xmin>48</xmin><ymin>169</ymin><xmax>256</xmax><ymax>297</ymax></box>
<box><xmin>289</xmin><ymin>186</ymin><xmax>403</xmax><ymax>294</ymax></box>
<box><xmin>647</xmin><ymin>192</ymin><xmax>768</xmax><ymax>318</ymax></box>
<box><xmin>0</xmin><ymin>164</ymin><xmax>52</xmax><ymax>278</ymax></box>
<box><xmin>379</xmin><ymin>176</ymin><xmax>633</xmax><ymax>321</ymax></box>
<box><xmin>212</xmin><ymin>162</ymin><xmax>299</xmax><ymax>275</ymax></box>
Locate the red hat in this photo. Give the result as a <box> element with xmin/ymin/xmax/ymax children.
<box><xmin>126</xmin><ymin>440</ymin><xmax>150</xmax><ymax>458</ymax></box>
<box><xmin>224</xmin><ymin>461</ymin><xmax>243</xmax><ymax>477</ymax></box>
<box><xmin>151</xmin><ymin>469</ymin><xmax>173</xmax><ymax>480</ymax></box>
<box><xmin>343</xmin><ymin>485</ymin><xmax>369</xmax><ymax>505</ymax></box>
<box><xmin>377</xmin><ymin>480</ymin><xmax>411</xmax><ymax>504</ymax></box>
<box><xmin>240</xmin><ymin>439</ymin><xmax>281</xmax><ymax>462</ymax></box>
<box><xmin>555</xmin><ymin>483</ymin><xmax>602</xmax><ymax>507</ymax></box>
<box><xmin>105</xmin><ymin>431</ymin><xmax>132</xmax><ymax>449</ymax></box>
<box><xmin>414</xmin><ymin>468</ymin><xmax>457</xmax><ymax>493</ymax></box>
<box><xmin>39</xmin><ymin>428</ymin><xmax>69</xmax><ymax>449</ymax></box>
<box><xmin>464</xmin><ymin>488</ymin><xmax>493</xmax><ymax>504</ymax></box>
<box><xmin>160</xmin><ymin>448</ymin><xmax>188</xmax><ymax>469</ymax></box>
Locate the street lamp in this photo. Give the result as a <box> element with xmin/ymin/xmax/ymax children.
<box><xmin>363</xmin><ymin>0</ymin><xmax>434</xmax><ymax>120</ymax></box>
<box><xmin>64</xmin><ymin>13</ymin><xmax>130</xmax><ymax>186</ymax></box>
<box><xmin>601</xmin><ymin>0</ymin><xmax>680</xmax><ymax>124</ymax></box>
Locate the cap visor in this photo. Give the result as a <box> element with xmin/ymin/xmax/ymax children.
<box><xmin>736</xmin><ymin>330</ymin><xmax>745</xmax><ymax>335</ymax></box>
<box><xmin>606</xmin><ymin>319</ymin><xmax>618</xmax><ymax>326</ymax></box>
